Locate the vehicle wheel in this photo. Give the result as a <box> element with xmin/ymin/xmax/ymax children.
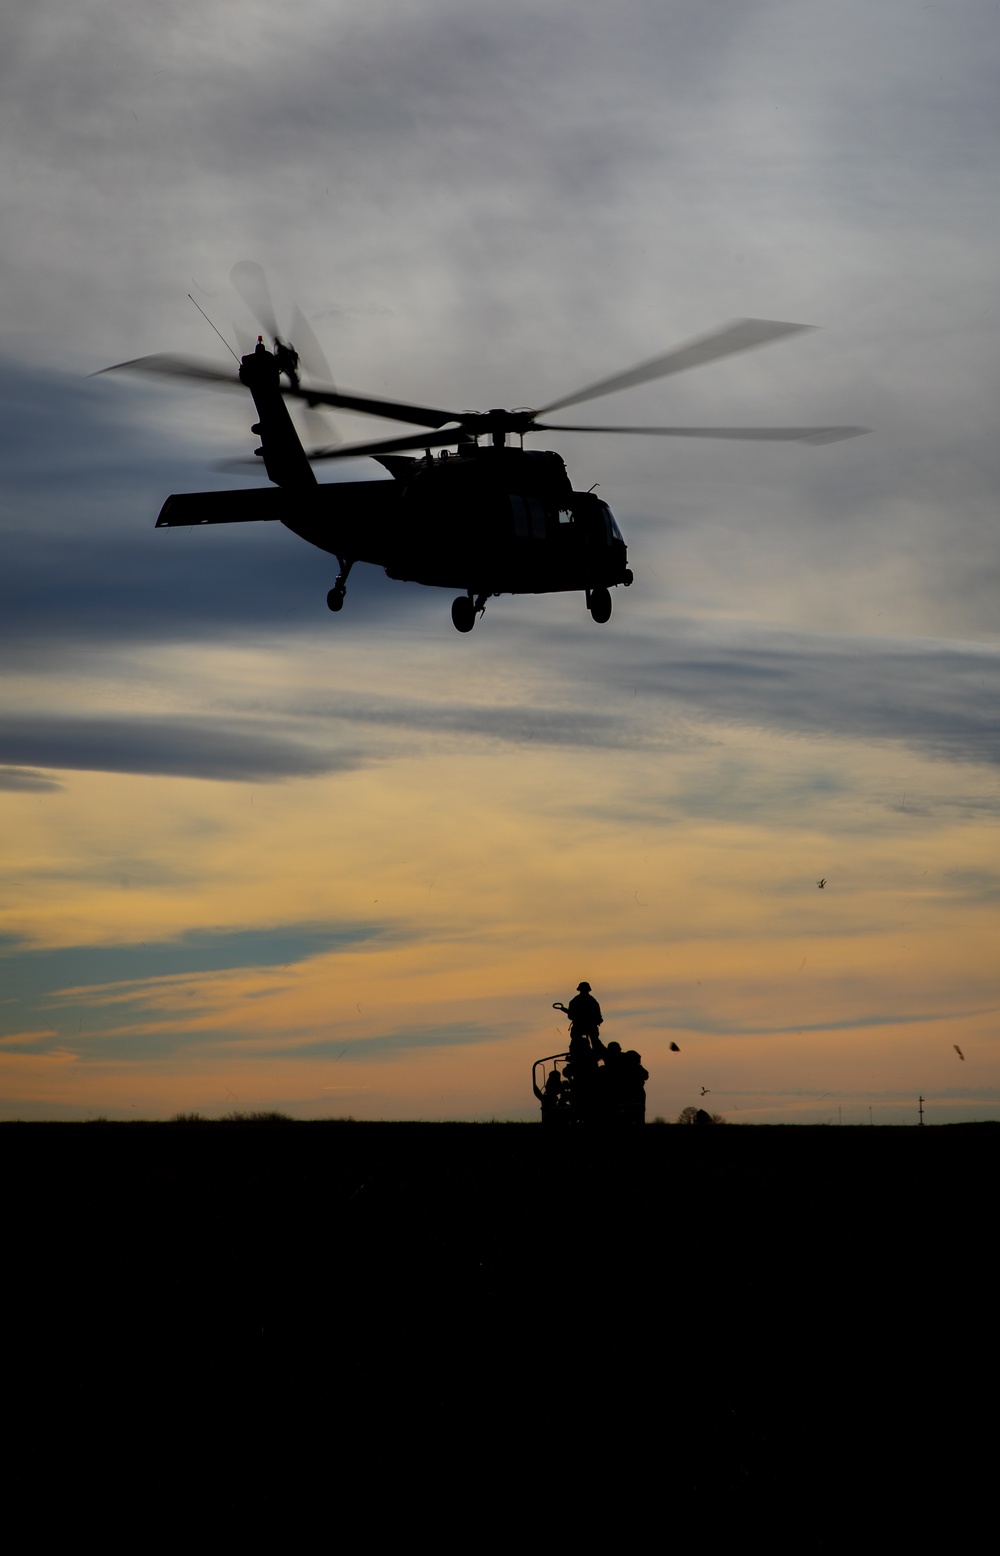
<box><xmin>589</xmin><ymin>586</ymin><xmax>612</xmax><ymax>624</ymax></box>
<box><xmin>327</xmin><ymin>587</ymin><xmax>344</xmax><ymax>612</ymax></box>
<box><xmin>451</xmin><ymin>596</ymin><xmax>475</xmax><ymax>633</ymax></box>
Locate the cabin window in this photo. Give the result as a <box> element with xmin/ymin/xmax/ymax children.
<box><xmin>558</xmin><ymin>508</ymin><xmax>573</xmax><ymax>525</ymax></box>
<box><xmin>510</xmin><ymin>494</ymin><xmax>548</xmax><ymax>540</ymax></box>
<box><xmin>600</xmin><ymin>502</ymin><xmax>623</xmax><ymax>544</ymax></box>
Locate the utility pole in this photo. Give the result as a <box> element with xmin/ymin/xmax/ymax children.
<box><xmin>918</xmin><ymin>1095</ymin><xmax>925</xmax><ymax>1126</ymax></box>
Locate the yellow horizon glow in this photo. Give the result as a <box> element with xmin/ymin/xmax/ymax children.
<box><xmin>3</xmin><ymin>700</ymin><xmax>998</xmax><ymax>1122</ymax></box>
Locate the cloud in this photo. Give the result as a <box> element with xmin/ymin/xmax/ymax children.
<box><xmin>0</xmin><ymin>766</ymin><xmax>62</xmax><ymax>792</ymax></box>
<box><xmin>578</xmin><ymin>619</ymin><xmax>1000</xmax><ymax>770</ymax></box>
<box><xmin>0</xmin><ymin>712</ymin><xmax>360</xmax><ymax>782</ymax></box>
<box><xmin>288</xmin><ymin>1021</ymin><xmax>506</xmax><ymax>1061</ymax></box>
<box><xmin>0</xmin><ymin>920</ymin><xmax>388</xmax><ymax>1049</ymax></box>
<box><xmin>268</xmin><ymin>615</ymin><xmax>1000</xmax><ymax>776</ymax></box>
<box><xmin>651</xmin><ymin>1006</ymin><xmax>998</xmax><ymax>1038</ymax></box>
<box><xmin>280</xmin><ymin>690</ymin><xmax>653</xmax><ymax>751</ymax></box>
<box><xmin>0</xmin><ymin>1029</ymin><xmax>54</xmax><ymax>1048</ymax></box>
<box><xmin>938</xmin><ymin>869</ymin><xmax>1000</xmax><ymax>904</ymax></box>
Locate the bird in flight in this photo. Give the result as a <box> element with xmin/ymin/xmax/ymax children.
<box><xmin>817</xmin><ymin>878</ymin><xmax>826</xmax><ymax>889</ymax></box>
<box><xmin>669</xmin><ymin>1042</ymin><xmax>681</xmax><ymax>1053</ymax></box>
<box><xmin>700</xmin><ymin>1086</ymin><xmax>710</xmax><ymax>1096</ymax></box>
<box><xmin>954</xmin><ymin>1044</ymin><xmax>965</xmax><ymax>1061</ymax></box>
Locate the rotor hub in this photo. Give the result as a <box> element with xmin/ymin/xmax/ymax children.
<box><xmin>458</xmin><ymin>407</ymin><xmax>539</xmax><ymax>444</ymax></box>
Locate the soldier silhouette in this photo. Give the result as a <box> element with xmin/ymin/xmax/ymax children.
<box><xmin>534</xmin><ymin>1066</ymin><xmax>567</xmax><ymax>1125</ymax></box>
<box><xmin>550</xmin><ymin>983</ymin><xmax>608</xmax><ymax>1123</ymax></box>
<box><xmin>566</xmin><ymin>982</ymin><xmax>603</xmax><ymax>1041</ymax></box>
<box><xmin>620</xmin><ymin>1050</ymin><xmax>649</xmax><ymax>1125</ymax></box>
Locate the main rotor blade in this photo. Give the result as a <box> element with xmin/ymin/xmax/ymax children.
<box><xmin>290</xmin><ymin>304</ymin><xmax>336</xmax><ymax>387</ymax></box>
<box><xmin>299</xmin><ymin>403</ymin><xmax>340</xmax><ymax>451</ymax></box>
<box><xmin>94</xmin><ymin>353</ymin><xmax>240</xmax><ymax>387</ymax></box>
<box><xmin>287</xmin><ymin>308</ymin><xmax>340</xmax><ymax>448</ymax></box>
<box><xmin>97</xmin><ymin>351</ymin><xmax>460</xmax><ymax>429</ymax></box>
<box><xmin>535</xmin><ymin>319</ymin><xmax>815</xmax><ymax>416</ymax></box>
<box><xmin>231</xmin><ymin>321</ymin><xmax>255</xmax><ymax>357</ymax></box>
<box><xmin>536</xmin><ymin>422</ymin><xmax>868</xmax><ymax>444</ymax></box>
<box><xmin>231</xmin><ymin>261</ymin><xmax>280</xmax><ymax>342</ymax></box>
<box><xmin>306</xmin><ymin>427</ymin><xmax>473</xmax><ymax>461</ymax></box>
<box><xmin>288</xmin><ymin>384</ymin><xmax>462</xmax><ymax>429</ymax></box>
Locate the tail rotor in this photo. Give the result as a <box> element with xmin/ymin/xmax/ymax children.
<box><xmin>230</xmin><ymin>262</ymin><xmax>340</xmax><ymax>449</ymax></box>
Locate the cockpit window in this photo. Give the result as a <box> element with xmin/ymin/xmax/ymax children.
<box><xmin>600</xmin><ymin>502</ymin><xmax>623</xmax><ymax>543</ymax></box>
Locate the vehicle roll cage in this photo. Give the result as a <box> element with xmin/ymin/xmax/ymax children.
<box><xmin>532</xmin><ymin>1053</ymin><xmax>570</xmax><ymax>1100</ymax></box>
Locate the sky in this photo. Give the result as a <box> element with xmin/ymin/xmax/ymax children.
<box><xmin>2</xmin><ymin>0</ymin><xmax>999</xmax><ymax>1122</ymax></box>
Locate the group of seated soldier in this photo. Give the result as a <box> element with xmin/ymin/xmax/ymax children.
<box><xmin>539</xmin><ymin>1030</ymin><xmax>649</xmax><ymax>1125</ymax></box>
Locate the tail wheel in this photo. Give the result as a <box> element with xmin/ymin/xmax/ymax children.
<box><xmin>451</xmin><ymin>596</ymin><xmax>475</xmax><ymax>633</ymax></box>
<box><xmin>588</xmin><ymin>587</ymin><xmax>612</xmax><ymax>624</ymax></box>
<box><xmin>327</xmin><ymin>587</ymin><xmax>345</xmax><ymax>612</ymax></box>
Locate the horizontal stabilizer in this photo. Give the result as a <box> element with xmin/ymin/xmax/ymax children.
<box><xmin>155</xmin><ymin>487</ymin><xmax>294</xmax><ymax>527</ymax></box>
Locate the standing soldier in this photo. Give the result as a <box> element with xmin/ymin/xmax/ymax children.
<box><xmin>620</xmin><ymin>1050</ymin><xmax>649</xmax><ymax>1125</ymax></box>
<box><xmin>551</xmin><ymin>983</ymin><xmax>605</xmax><ymax>1123</ymax></box>
<box><xmin>566</xmin><ymin>981</ymin><xmax>603</xmax><ymax>1041</ymax></box>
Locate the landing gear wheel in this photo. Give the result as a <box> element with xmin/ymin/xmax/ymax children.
<box><xmin>327</xmin><ymin>559</ymin><xmax>353</xmax><ymax>614</ymax></box>
<box><xmin>451</xmin><ymin>596</ymin><xmax>475</xmax><ymax>633</ymax></box>
<box><xmin>588</xmin><ymin>586</ymin><xmax>612</xmax><ymax>624</ymax></box>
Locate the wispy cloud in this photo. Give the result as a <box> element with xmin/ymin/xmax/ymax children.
<box><xmin>0</xmin><ymin>766</ymin><xmax>62</xmax><ymax>792</ymax></box>
<box><xmin>0</xmin><ymin>920</ymin><xmax>385</xmax><ymax>1019</ymax></box>
<box><xmin>591</xmin><ymin>620</ymin><xmax>1000</xmax><ymax>769</ymax></box>
<box><xmin>0</xmin><ymin>713</ymin><xmax>362</xmax><ymax>782</ymax></box>
<box><xmin>273</xmin><ymin>1021</ymin><xmax>506</xmax><ymax>1061</ymax></box>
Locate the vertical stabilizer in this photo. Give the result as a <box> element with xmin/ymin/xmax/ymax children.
<box><xmin>238</xmin><ymin>341</ymin><xmax>317</xmax><ymax>489</ymax></box>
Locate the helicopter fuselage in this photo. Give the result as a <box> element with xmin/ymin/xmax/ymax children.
<box><xmin>155</xmin><ymin>342</ymin><xmax>633</xmax><ymax>622</ymax></box>
<box><xmin>296</xmin><ymin>447</ymin><xmax>629</xmax><ymax>595</ymax></box>
<box><xmin>157</xmin><ymin>451</ymin><xmax>630</xmax><ymax>593</ymax></box>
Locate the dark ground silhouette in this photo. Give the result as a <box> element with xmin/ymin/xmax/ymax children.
<box><xmin>4</xmin><ymin>1119</ymin><xmax>995</xmax><ymax>1535</ymax></box>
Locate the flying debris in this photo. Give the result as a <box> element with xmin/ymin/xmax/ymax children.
<box><xmin>669</xmin><ymin>1042</ymin><xmax>681</xmax><ymax>1053</ymax></box>
<box><xmin>954</xmin><ymin>1044</ymin><xmax>965</xmax><ymax>1060</ymax></box>
<box><xmin>100</xmin><ymin>279</ymin><xmax>867</xmax><ymax>631</ymax></box>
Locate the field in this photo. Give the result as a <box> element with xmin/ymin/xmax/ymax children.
<box><xmin>6</xmin><ymin>1119</ymin><xmax>995</xmax><ymax>1530</ymax></box>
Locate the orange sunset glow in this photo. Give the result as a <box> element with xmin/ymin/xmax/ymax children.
<box><xmin>3</xmin><ymin>627</ymin><xmax>998</xmax><ymax>1122</ymax></box>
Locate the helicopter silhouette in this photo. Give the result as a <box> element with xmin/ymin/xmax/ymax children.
<box><xmin>102</xmin><ymin>268</ymin><xmax>865</xmax><ymax>632</ymax></box>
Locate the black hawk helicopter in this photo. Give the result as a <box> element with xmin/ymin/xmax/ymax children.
<box><xmin>103</xmin><ymin>270</ymin><xmax>865</xmax><ymax>632</ymax></box>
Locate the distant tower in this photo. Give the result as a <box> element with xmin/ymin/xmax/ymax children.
<box><xmin>918</xmin><ymin>1095</ymin><xmax>925</xmax><ymax>1126</ymax></box>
